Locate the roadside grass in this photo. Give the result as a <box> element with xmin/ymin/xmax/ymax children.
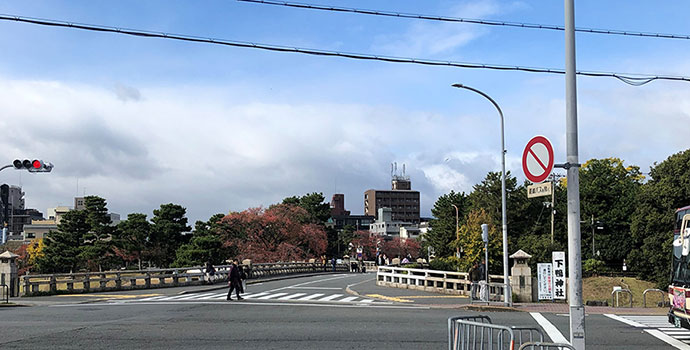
<box><xmin>583</xmin><ymin>276</ymin><xmax>662</xmax><ymax>308</ymax></box>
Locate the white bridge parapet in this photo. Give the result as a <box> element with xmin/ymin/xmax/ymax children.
<box><xmin>376</xmin><ymin>266</ymin><xmax>506</xmax><ymax>299</ymax></box>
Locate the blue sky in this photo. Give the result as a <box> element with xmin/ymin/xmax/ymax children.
<box><xmin>0</xmin><ymin>1</ymin><xmax>689</xmax><ymax>224</ymax></box>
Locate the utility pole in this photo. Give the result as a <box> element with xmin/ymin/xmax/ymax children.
<box><xmin>564</xmin><ymin>0</ymin><xmax>586</xmax><ymax>348</ymax></box>
<box><xmin>591</xmin><ymin>214</ymin><xmax>595</xmax><ymax>258</ymax></box>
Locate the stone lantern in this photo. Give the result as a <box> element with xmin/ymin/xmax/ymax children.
<box><xmin>0</xmin><ymin>251</ymin><xmax>19</xmax><ymax>297</ymax></box>
<box><xmin>509</xmin><ymin>249</ymin><xmax>533</xmax><ymax>302</ymax></box>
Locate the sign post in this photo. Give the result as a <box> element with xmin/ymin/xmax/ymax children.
<box><xmin>537</xmin><ymin>263</ymin><xmax>554</xmax><ymax>300</ymax></box>
<box><xmin>552</xmin><ymin>251</ymin><xmax>567</xmax><ymax>300</ymax></box>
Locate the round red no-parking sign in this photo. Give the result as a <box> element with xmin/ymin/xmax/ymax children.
<box><xmin>522</xmin><ymin>136</ymin><xmax>554</xmax><ymax>183</ymax></box>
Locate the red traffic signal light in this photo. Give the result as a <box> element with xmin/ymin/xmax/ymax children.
<box><xmin>12</xmin><ymin>159</ymin><xmax>53</xmax><ymax>173</ymax></box>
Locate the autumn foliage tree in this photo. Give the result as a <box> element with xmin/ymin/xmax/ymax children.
<box><xmin>382</xmin><ymin>237</ymin><xmax>421</xmax><ymax>259</ymax></box>
<box><xmin>220</xmin><ymin>204</ymin><xmax>327</xmax><ymax>262</ymax></box>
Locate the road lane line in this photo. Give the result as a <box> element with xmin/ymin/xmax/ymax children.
<box><xmin>159</xmin><ymin>294</ymin><xmax>197</xmax><ymax>300</ymax></box>
<box><xmin>529</xmin><ymin>312</ymin><xmax>569</xmax><ymax>344</ymax></box>
<box><xmin>50</xmin><ymin>301</ymin><xmax>430</xmax><ymax>310</ymax></box>
<box><xmin>278</xmin><ymin>293</ymin><xmax>307</xmax><ymax>300</ymax></box>
<box><xmin>137</xmin><ymin>296</ymin><xmax>168</xmax><ymax>301</ymax></box>
<box><xmin>318</xmin><ymin>294</ymin><xmax>343</xmax><ymax>301</ymax></box>
<box><xmin>297</xmin><ymin>293</ymin><xmax>324</xmax><ymax>301</ymax></box>
<box><xmin>339</xmin><ymin>296</ymin><xmax>359</xmax><ymax>303</ymax></box>
<box><xmin>289</xmin><ymin>287</ymin><xmax>341</xmax><ymax>290</ymax></box>
<box><xmin>359</xmin><ymin>299</ymin><xmax>374</xmax><ymax>303</ymax></box>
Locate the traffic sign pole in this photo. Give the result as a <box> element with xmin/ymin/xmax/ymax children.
<box><xmin>565</xmin><ymin>0</ymin><xmax>585</xmax><ymax>348</ymax></box>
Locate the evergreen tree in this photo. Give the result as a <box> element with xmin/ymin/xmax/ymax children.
<box><xmin>426</xmin><ymin>190</ymin><xmax>468</xmax><ymax>258</ymax></box>
<box><xmin>36</xmin><ymin>210</ymin><xmax>88</xmax><ymax>273</ymax></box>
<box><xmin>114</xmin><ymin>213</ymin><xmax>150</xmax><ymax>269</ymax></box>
<box><xmin>172</xmin><ymin>214</ymin><xmax>232</xmax><ymax>267</ymax></box>
<box><xmin>79</xmin><ymin>196</ymin><xmax>115</xmax><ymax>271</ymax></box>
<box><xmin>149</xmin><ymin>203</ymin><xmax>191</xmax><ymax>267</ymax></box>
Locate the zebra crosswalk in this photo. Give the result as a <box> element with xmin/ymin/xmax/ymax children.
<box><xmin>605</xmin><ymin>314</ymin><xmax>690</xmax><ymax>349</ymax></box>
<box><xmin>130</xmin><ymin>291</ymin><xmax>378</xmax><ymax>305</ymax></box>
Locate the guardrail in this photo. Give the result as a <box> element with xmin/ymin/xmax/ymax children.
<box><xmin>643</xmin><ymin>288</ymin><xmax>666</xmax><ymax>308</ymax></box>
<box><xmin>377</xmin><ymin>266</ymin><xmax>505</xmax><ymax>298</ymax></box>
<box><xmin>611</xmin><ymin>288</ymin><xmax>633</xmax><ymax>308</ymax></box>
<box><xmin>20</xmin><ymin>262</ymin><xmax>349</xmax><ymax>296</ymax></box>
<box><xmin>449</xmin><ymin>315</ymin><xmax>546</xmax><ymax>350</ymax></box>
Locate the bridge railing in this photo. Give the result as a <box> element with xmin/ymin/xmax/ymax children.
<box><xmin>20</xmin><ymin>262</ymin><xmax>349</xmax><ymax>296</ymax></box>
<box><xmin>377</xmin><ymin>265</ymin><xmax>504</xmax><ymax>297</ymax></box>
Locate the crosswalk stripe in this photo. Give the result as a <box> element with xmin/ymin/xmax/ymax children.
<box><xmin>339</xmin><ymin>296</ymin><xmax>359</xmax><ymax>302</ymax></box>
<box><xmin>297</xmin><ymin>293</ymin><xmax>325</xmax><ymax>301</ymax></box>
<box><xmin>137</xmin><ymin>295</ymin><xmax>168</xmax><ymax>301</ymax></box>
<box><xmin>176</xmin><ymin>292</ymin><xmax>219</xmax><ymax>300</ymax></box>
<box><xmin>243</xmin><ymin>292</ymin><xmax>271</xmax><ymax>299</ymax></box>
<box><xmin>359</xmin><ymin>299</ymin><xmax>374</xmax><ymax>303</ymax></box>
<box><xmin>318</xmin><ymin>294</ymin><xmax>343</xmax><ymax>301</ymax></box>
<box><xmin>160</xmin><ymin>294</ymin><xmax>197</xmax><ymax>300</ymax></box>
<box><xmin>256</xmin><ymin>292</ymin><xmax>289</xmax><ymax>300</ymax></box>
<box><xmin>278</xmin><ymin>293</ymin><xmax>308</xmax><ymax>300</ymax></box>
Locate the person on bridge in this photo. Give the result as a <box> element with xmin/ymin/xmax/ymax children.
<box><xmin>226</xmin><ymin>259</ymin><xmax>243</xmax><ymax>301</ymax></box>
<box><xmin>205</xmin><ymin>261</ymin><xmax>216</xmax><ymax>284</ymax></box>
<box><xmin>468</xmin><ymin>261</ymin><xmax>480</xmax><ymax>300</ymax></box>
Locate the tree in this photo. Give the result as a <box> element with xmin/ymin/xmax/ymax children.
<box><xmin>382</xmin><ymin>237</ymin><xmax>421</xmax><ymax>260</ymax></box>
<box><xmin>36</xmin><ymin>210</ymin><xmax>88</xmax><ymax>273</ymax></box>
<box><xmin>349</xmin><ymin>230</ymin><xmax>377</xmax><ymax>260</ymax></box>
<box><xmin>149</xmin><ymin>203</ymin><xmax>191</xmax><ymax>267</ymax></box>
<box><xmin>114</xmin><ymin>213</ymin><xmax>151</xmax><ymax>269</ymax></box>
<box><xmin>79</xmin><ymin>196</ymin><xmax>115</xmax><ymax>271</ymax></box>
<box><xmin>281</xmin><ymin>192</ymin><xmax>331</xmax><ymax>224</ymax></box>
<box><xmin>630</xmin><ymin>149</ymin><xmax>690</xmax><ymax>286</ymax></box>
<box><xmin>455</xmin><ymin>209</ymin><xmax>503</xmax><ymax>273</ymax></box>
<box><xmin>426</xmin><ymin>190</ymin><xmax>468</xmax><ymax>258</ymax></box>
<box><xmin>172</xmin><ymin>214</ymin><xmax>233</xmax><ymax>267</ymax></box>
<box><xmin>221</xmin><ymin>205</ymin><xmax>327</xmax><ymax>262</ymax></box>
<box><xmin>26</xmin><ymin>238</ymin><xmax>44</xmax><ymax>266</ymax></box>
<box><xmin>579</xmin><ymin>158</ymin><xmax>642</xmax><ymax>263</ymax></box>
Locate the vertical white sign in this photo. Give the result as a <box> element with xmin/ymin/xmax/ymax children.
<box><xmin>537</xmin><ymin>263</ymin><xmax>553</xmax><ymax>300</ymax></box>
<box><xmin>552</xmin><ymin>251</ymin><xmax>566</xmax><ymax>300</ymax></box>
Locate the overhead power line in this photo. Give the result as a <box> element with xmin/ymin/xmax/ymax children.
<box><xmin>238</xmin><ymin>0</ymin><xmax>690</xmax><ymax>41</ymax></box>
<box><xmin>1</xmin><ymin>13</ymin><xmax>688</xmax><ymax>86</ymax></box>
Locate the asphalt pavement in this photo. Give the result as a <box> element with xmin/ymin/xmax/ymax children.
<box><xmin>0</xmin><ymin>272</ymin><xmax>683</xmax><ymax>349</ymax></box>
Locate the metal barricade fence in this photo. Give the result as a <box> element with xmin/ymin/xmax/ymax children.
<box><xmin>470</xmin><ymin>282</ymin><xmax>511</xmax><ymax>305</ymax></box>
<box><xmin>518</xmin><ymin>342</ymin><xmax>576</xmax><ymax>350</ymax></box>
<box><xmin>449</xmin><ymin>316</ymin><xmax>544</xmax><ymax>350</ymax></box>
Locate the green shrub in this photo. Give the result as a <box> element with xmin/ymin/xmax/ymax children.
<box><xmin>429</xmin><ymin>257</ymin><xmax>462</xmax><ymax>272</ymax></box>
<box><xmin>583</xmin><ymin>259</ymin><xmax>605</xmax><ymax>275</ymax></box>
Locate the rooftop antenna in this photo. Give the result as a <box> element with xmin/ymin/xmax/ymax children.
<box><xmin>403</xmin><ymin>163</ymin><xmax>406</xmax><ymax>177</ymax></box>
<box><xmin>391</xmin><ymin>163</ymin><xmax>394</xmax><ymax>178</ymax></box>
<box><xmin>394</xmin><ymin>162</ymin><xmax>398</xmax><ymax>176</ymax></box>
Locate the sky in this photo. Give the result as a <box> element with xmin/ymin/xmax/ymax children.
<box><xmin>0</xmin><ymin>0</ymin><xmax>689</xmax><ymax>224</ymax></box>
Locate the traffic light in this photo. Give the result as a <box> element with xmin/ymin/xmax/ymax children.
<box><xmin>12</xmin><ymin>159</ymin><xmax>53</xmax><ymax>173</ymax></box>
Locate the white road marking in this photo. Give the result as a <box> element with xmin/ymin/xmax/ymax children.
<box><xmin>529</xmin><ymin>312</ymin><xmax>569</xmax><ymax>344</ymax></box>
<box><xmin>243</xmin><ymin>292</ymin><xmax>271</xmax><ymax>299</ymax></box>
<box><xmin>644</xmin><ymin>330</ymin><xmax>690</xmax><ymax>350</ymax></box>
<box><xmin>603</xmin><ymin>314</ymin><xmax>646</xmax><ymax>327</ymax></box>
<box><xmin>288</xmin><ymin>287</ymin><xmax>341</xmax><ymax>290</ymax></box>
<box><xmin>257</xmin><ymin>292</ymin><xmax>289</xmax><ymax>300</ymax></box>
<box><xmin>339</xmin><ymin>296</ymin><xmax>359</xmax><ymax>303</ymax></box>
<box><xmin>318</xmin><ymin>294</ymin><xmax>343</xmax><ymax>301</ymax></box>
<box><xmin>53</xmin><ymin>301</ymin><xmax>429</xmax><ymax>309</ymax></box>
<box><xmin>278</xmin><ymin>293</ymin><xmax>308</xmax><ymax>300</ymax></box>
<box><xmin>605</xmin><ymin>314</ymin><xmax>690</xmax><ymax>349</ymax></box>
<box><xmin>176</xmin><ymin>292</ymin><xmax>218</xmax><ymax>300</ymax></box>
<box><xmin>297</xmin><ymin>294</ymin><xmax>324</xmax><ymax>300</ymax></box>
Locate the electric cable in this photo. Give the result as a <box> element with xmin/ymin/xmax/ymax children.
<box><xmin>1</xmin><ymin>13</ymin><xmax>689</xmax><ymax>86</ymax></box>
<box><xmin>238</xmin><ymin>0</ymin><xmax>690</xmax><ymax>41</ymax></box>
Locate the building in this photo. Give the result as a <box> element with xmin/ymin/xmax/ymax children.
<box><xmin>364</xmin><ymin>169</ymin><xmax>420</xmax><ymax>224</ymax></box>
<box><xmin>326</xmin><ymin>194</ymin><xmax>374</xmax><ymax>231</ymax></box>
<box><xmin>0</xmin><ymin>184</ymin><xmax>44</xmax><ymax>238</ymax></box>
<box><xmin>368</xmin><ymin>207</ymin><xmax>416</xmax><ymax>237</ymax></box>
<box><xmin>22</xmin><ymin>219</ymin><xmax>58</xmax><ymax>241</ymax></box>
<box><xmin>400</xmin><ymin>226</ymin><xmax>421</xmax><ymax>241</ymax></box>
<box><xmin>74</xmin><ymin>197</ymin><xmax>86</xmax><ymax>211</ymax></box>
<box><xmin>47</xmin><ymin>206</ymin><xmax>71</xmax><ymax>225</ymax></box>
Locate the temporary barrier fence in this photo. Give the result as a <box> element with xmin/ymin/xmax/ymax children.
<box><xmin>449</xmin><ymin>315</ymin><xmax>545</xmax><ymax>350</ymax></box>
<box><xmin>518</xmin><ymin>342</ymin><xmax>576</xmax><ymax>350</ymax></box>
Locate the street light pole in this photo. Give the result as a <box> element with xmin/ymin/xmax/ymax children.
<box><xmin>452</xmin><ymin>83</ymin><xmax>510</xmax><ymax>306</ymax></box>
<box><xmin>452</xmin><ymin>204</ymin><xmax>459</xmax><ymax>257</ymax></box>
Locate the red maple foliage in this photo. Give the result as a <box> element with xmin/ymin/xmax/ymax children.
<box><xmin>382</xmin><ymin>237</ymin><xmax>421</xmax><ymax>259</ymax></box>
<box><xmin>220</xmin><ymin>204</ymin><xmax>327</xmax><ymax>262</ymax></box>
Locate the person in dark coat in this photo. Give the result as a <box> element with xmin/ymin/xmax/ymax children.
<box><xmin>468</xmin><ymin>262</ymin><xmax>480</xmax><ymax>300</ymax></box>
<box><xmin>226</xmin><ymin>259</ymin><xmax>243</xmax><ymax>301</ymax></box>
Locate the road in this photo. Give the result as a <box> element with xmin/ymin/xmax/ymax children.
<box><xmin>0</xmin><ymin>272</ymin><xmax>685</xmax><ymax>349</ymax></box>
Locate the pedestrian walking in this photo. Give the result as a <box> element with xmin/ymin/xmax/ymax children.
<box><xmin>226</xmin><ymin>259</ymin><xmax>243</xmax><ymax>301</ymax></box>
<box><xmin>205</xmin><ymin>261</ymin><xmax>216</xmax><ymax>284</ymax></box>
<box><xmin>237</xmin><ymin>260</ymin><xmax>247</xmax><ymax>293</ymax></box>
<box><xmin>468</xmin><ymin>262</ymin><xmax>480</xmax><ymax>300</ymax></box>
<box><xmin>478</xmin><ymin>258</ymin><xmax>487</xmax><ymax>301</ymax></box>
<box><xmin>331</xmin><ymin>257</ymin><xmax>337</xmax><ymax>272</ymax></box>
<box><xmin>322</xmin><ymin>255</ymin><xmax>327</xmax><ymax>272</ymax></box>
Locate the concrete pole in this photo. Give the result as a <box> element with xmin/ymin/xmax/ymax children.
<box><xmin>564</xmin><ymin>0</ymin><xmax>586</xmax><ymax>348</ymax></box>
<box><xmin>551</xmin><ymin>175</ymin><xmax>555</xmax><ymax>244</ymax></box>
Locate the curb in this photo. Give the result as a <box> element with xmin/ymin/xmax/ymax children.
<box><xmin>179</xmin><ymin>272</ymin><xmax>349</xmax><ymax>294</ymax></box>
